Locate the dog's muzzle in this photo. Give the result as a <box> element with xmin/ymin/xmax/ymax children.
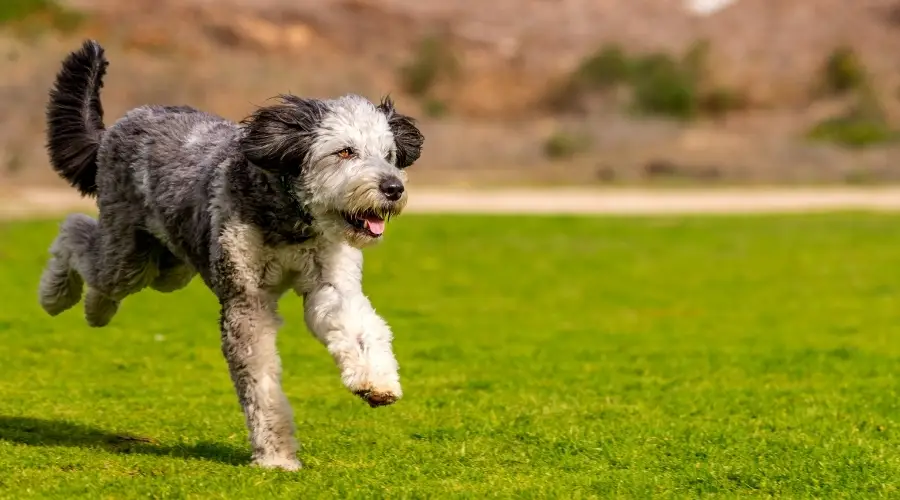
<box><xmin>341</xmin><ymin>175</ymin><xmax>406</xmax><ymax>238</ymax></box>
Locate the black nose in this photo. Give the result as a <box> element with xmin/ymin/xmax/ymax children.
<box><xmin>379</xmin><ymin>177</ymin><xmax>405</xmax><ymax>201</ymax></box>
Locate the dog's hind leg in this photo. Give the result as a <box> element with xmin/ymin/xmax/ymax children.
<box><xmin>40</xmin><ymin>213</ymin><xmax>119</xmax><ymax>326</ymax></box>
<box><xmin>39</xmin><ymin>214</ymin><xmax>94</xmax><ymax>316</ymax></box>
<box><xmin>83</xmin><ymin>288</ymin><xmax>120</xmax><ymax>327</ymax></box>
<box><xmin>84</xmin><ymin>221</ymin><xmax>160</xmax><ymax>327</ymax></box>
<box><xmin>150</xmin><ymin>249</ymin><xmax>195</xmax><ymax>293</ymax></box>
<box><xmin>40</xmin><ymin>212</ymin><xmax>159</xmax><ymax>327</ymax></box>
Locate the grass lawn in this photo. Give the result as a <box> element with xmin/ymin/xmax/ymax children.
<box><xmin>0</xmin><ymin>213</ymin><xmax>899</xmax><ymax>498</ymax></box>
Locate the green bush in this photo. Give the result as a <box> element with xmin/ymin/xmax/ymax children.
<box><xmin>808</xmin><ymin>117</ymin><xmax>896</xmax><ymax>149</ymax></box>
<box><xmin>543</xmin><ymin>131</ymin><xmax>590</xmax><ymax>160</ymax></box>
<box><xmin>808</xmin><ymin>88</ymin><xmax>896</xmax><ymax>149</ymax></box>
<box><xmin>421</xmin><ymin>98</ymin><xmax>448</xmax><ymax>118</ymax></box>
<box><xmin>630</xmin><ymin>53</ymin><xmax>698</xmax><ymax>120</ymax></box>
<box><xmin>550</xmin><ymin>40</ymin><xmax>747</xmax><ymax>120</ymax></box>
<box><xmin>543</xmin><ymin>44</ymin><xmax>633</xmax><ymax>112</ymax></box>
<box><xmin>571</xmin><ymin>45</ymin><xmax>632</xmax><ymax>91</ymax></box>
<box><xmin>399</xmin><ymin>36</ymin><xmax>458</xmax><ymax>98</ymax></box>
<box><xmin>821</xmin><ymin>46</ymin><xmax>866</xmax><ymax>95</ymax></box>
<box><xmin>0</xmin><ymin>0</ymin><xmax>49</xmax><ymax>23</ymax></box>
<box><xmin>0</xmin><ymin>0</ymin><xmax>82</xmax><ymax>32</ymax></box>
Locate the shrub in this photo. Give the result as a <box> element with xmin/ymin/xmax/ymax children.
<box><xmin>543</xmin><ymin>131</ymin><xmax>590</xmax><ymax>160</ymax></box>
<box><xmin>399</xmin><ymin>36</ymin><xmax>458</xmax><ymax>98</ymax></box>
<box><xmin>807</xmin><ymin>46</ymin><xmax>891</xmax><ymax>148</ymax></box>
<box><xmin>0</xmin><ymin>0</ymin><xmax>50</xmax><ymax>23</ymax></box>
<box><xmin>549</xmin><ymin>40</ymin><xmax>745</xmax><ymax>120</ymax></box>
<box><xmin>630</xmin><ymin>53</ymin><xmax>698</xmax><ymax>120</ymax></box>
<box><xmin>821</xmin><ymin>46</ymin><xmax>866</xmax><ymax>95</ymax></box>
<box><xmin>543</xmin><ymin>44</ymin><xmax>632</xmax><ymax>113</ymax></box>
<box><xmin>808</xmin><ymin>117</ymin><xmax>896</xmax><ymax>148</ymax></box>
<box><xmin>571</xmin><ymin>45</ymin><xmax>632</xmax><ymax>91</ymax></box>
<box><xmin>808</xmin><ymin>90</ymin><xmax>895</xmax><ymax>148</ymax></box>
<box><xmin>0</xmin><ymin>0</ymin><xmax>82</xmax><ymax>32</ymax></box>
<box><xmin>422</xmin><ymin>98</ymin><xmax>448</xmax><ymax>118</ymax></box>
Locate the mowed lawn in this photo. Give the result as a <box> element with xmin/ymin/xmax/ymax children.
<box><xmin>0</xmin><ymin>213</ymin><xmax>899</xmax><ymax>498</ymax></box>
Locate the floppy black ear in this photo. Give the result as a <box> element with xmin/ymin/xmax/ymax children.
<box><xmin>378</xmin><ymin>96</ymin><xmax>424</xmax><ymax>168</ymax></box>
<box><xmin>239</xmin><ymin>95</ymin><xmax>327</xmax><ymax>175</ymax></box>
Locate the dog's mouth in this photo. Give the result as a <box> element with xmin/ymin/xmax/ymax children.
<box><xmin>341</xmin><ymin>209</ymin><xmax>391</xmax><ymax>238</ymax></box>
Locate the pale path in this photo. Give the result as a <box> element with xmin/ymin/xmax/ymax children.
<box><xmin>2</xmin><ymin>187</ymin><xmax>900</xmax><ymax>220</ymax></box>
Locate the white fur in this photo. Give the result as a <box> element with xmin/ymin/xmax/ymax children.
<box><xmin>301</xmin><ymin>96</ymin><xmax>409</xmax><ymax>248</ymax></box>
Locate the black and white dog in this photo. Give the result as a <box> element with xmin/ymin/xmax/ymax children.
<box><xmin>39</xmin><ymin>40</ymin><xmax>424</xmax><ymax>470</ymax></box>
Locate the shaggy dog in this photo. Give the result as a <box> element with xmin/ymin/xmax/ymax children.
<box><xmin>38</xmin><ymin>40</ymin><xmax>424</xmax><ymax>470</ymax></box>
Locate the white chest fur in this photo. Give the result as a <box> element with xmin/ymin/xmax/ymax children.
<box><xmin>219</xmin><ymin>221</ymin><xmax>320</xmax><ymax>296</ymax></box>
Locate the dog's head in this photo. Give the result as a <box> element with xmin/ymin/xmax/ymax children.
<box><xmin>240</xmin><ymin>94</ymin><xmax>424</xmax><ymax>248</ymax></box>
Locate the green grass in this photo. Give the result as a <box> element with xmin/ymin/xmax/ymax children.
<box><xmin>1</xmin><ymin>214</ymin><xmax>900</xmax><ymax>498</ymax></box>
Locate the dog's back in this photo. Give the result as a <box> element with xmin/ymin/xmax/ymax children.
<box><xmin>44</xmin><ymin>40</ymin><xmax>250</xmax><ymax>300</ymax></box>
<box><xmin>46</xmin><ymin>41</ymin><xmax>246</xmax><ymax>278</ymax></box>
<box><xmin>98</xmin><ymin>104</ymin><xmax>241</xmax><ymax>273</ymax></box>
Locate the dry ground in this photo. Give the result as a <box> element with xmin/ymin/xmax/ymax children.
<box><xmin>1</xmin><ymin>0</ymin><xmax>900</xmax><ymax>188</ymax></box>
<box><xmin>4</xmin><ymin>185</ymin><xmax>900</xmax><ymax>220</ymax></box>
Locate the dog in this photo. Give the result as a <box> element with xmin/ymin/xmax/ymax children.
<box><xmin>38</xmin><ymin>40</ymin><xmax>424</xmax><ymax>470</ymax></box>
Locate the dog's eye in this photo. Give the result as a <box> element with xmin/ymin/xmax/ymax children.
<box><xmin>336</xmin><ymin>148</ymin><xmax>355</xmax><ymax>160</ymax></box>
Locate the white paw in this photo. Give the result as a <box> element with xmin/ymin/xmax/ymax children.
<box><xmin>252</xmin><ymin>455</ymin><xmax>302</xmax><ymax>471</ymax></box>
<box><xmin>353</xmin><ymin>387</ymin><xmax>402</xmax><ymax>407</ymax></box>
<box><xmin>331</xmin><ymin>342</ymin><xmax>402</xmax><ymax>407</ymax></box>
<box><xmin>344</xmin><ymin>371</ymin><xmax>402</xmax><ymax>408</ymax></box>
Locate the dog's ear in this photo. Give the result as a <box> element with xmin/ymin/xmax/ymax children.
<box><xmin>240</xmin><ymin>95</ymin><xmax>326</xmax><ymax>175</ymax></box>
<box><xmin>378</xmin><ymin>96</ymin><xmax>424</xmax><ymax>169</ymax></box>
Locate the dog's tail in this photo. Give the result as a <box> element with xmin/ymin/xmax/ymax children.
<box><xmin>46</xmin><ymin>40</ymin><xmax>109</xmax><ymax>197</ymax></box>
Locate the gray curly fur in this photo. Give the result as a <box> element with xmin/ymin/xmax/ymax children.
<box><xmin>38</xmin><ymin>40</ymin><xmax>424</xmax><ymax>470</ymax></box>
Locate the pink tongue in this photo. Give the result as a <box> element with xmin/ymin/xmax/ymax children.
<box><xmin>364</xmin><ymin>217</ymin><xmax>386</xmax><ymax>235</ymax></box>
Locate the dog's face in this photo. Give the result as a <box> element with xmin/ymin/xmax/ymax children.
<box><xmin>240</xmin><ymin>94</ymin><xmax>424</xmax><ymax>248</ymax></box>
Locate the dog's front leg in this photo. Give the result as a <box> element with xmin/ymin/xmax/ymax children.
<box><xmin>302</xmin><ymin>246</ymin><xmax>401</xmax><ymax>407</ymax></box>
<box><xmin>220</xmin><ymin>295</ymin><xmax>301</xmax><ymax>470</ymax></box>
<box><xmin>304</xmin><ymin>284</ymin><xmax>402</xmax><ymax>406</ymax></box>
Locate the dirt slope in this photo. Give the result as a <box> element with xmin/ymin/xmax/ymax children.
<box><xmin>1</xmin><ymin>0</ymin><xmax>899</xmax><ymax>187</ymax></box>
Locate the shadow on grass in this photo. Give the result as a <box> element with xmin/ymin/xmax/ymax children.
<box><xmin>0</xmin><ymin>416</ymin><xmax>249</xmax><ymax>466</ymax></box>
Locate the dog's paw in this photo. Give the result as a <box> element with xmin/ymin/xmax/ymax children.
<box><xmin>353</xmin><ymin>387</ymin><xmax>401</xmax><ymax>407</ymax></box>
<box><xmin>335</xmin><ymin>345</ymin><xmax>402</xmax><ymax>407</ymax></box>
<box><xmin>252</xmin><ymin>455</ymin><xmax>302</xmax><ymax>471</ymax></box>
<box><xmin>347</xmin><ymin>374</ymin><xmax>402</xmax><ymax>408</ymax></box>
<box><xmin>39</xmin><ymin>260</ymin><xmax>83</xmax><ymax>316</ymax></box>
<box><xmin>84</xmin><ymin>288</ymin><xmax>119</xmax><ymax>327</ymax></box>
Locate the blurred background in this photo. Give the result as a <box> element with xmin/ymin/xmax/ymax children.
<box><xmin>1</xmin><ymin>0</ymin><xmax>899</xmax><ymax>192</ymax></box>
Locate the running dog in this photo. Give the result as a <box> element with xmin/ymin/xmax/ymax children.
<box><xmin>38</xmin><ymin>40</ymin><xmax>424</xmax><ymax>470</ymax></box>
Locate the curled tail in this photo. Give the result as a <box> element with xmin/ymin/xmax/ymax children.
<box><xmin>46</xmin><ymin>40</ymin><xmax>109</xmax><ymax>197</ymax></box>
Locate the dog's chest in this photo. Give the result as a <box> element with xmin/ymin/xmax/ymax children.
<box><xmin>258</xmin><ymin>245</ymin><xmax>316</xmax><ymax>292</ymax></box>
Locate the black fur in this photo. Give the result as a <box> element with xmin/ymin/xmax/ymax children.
<box><xmin>239</xmin><ymin>95</ymin><xmax>328</xmax><ymax>175</ymax></box>
<box><xmin>378</xmin><ymin>97</ymin><xmax>424</xmax><ymax>169</ymax></box>
<box><xmin>225</xmin><ymin>158</ymin><xmax>316</xmax><ymax>248</ymax></box>
<box><xmin>46</xmin><ymin>40</ymin><xmax>109</xmax><ymax>197</ymax></box>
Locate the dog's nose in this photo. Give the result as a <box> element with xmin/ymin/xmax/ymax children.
<box><xmin>379</xmin><ymin>177</ymin><xmax>405</xmax><ymax>201</ymax></box>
